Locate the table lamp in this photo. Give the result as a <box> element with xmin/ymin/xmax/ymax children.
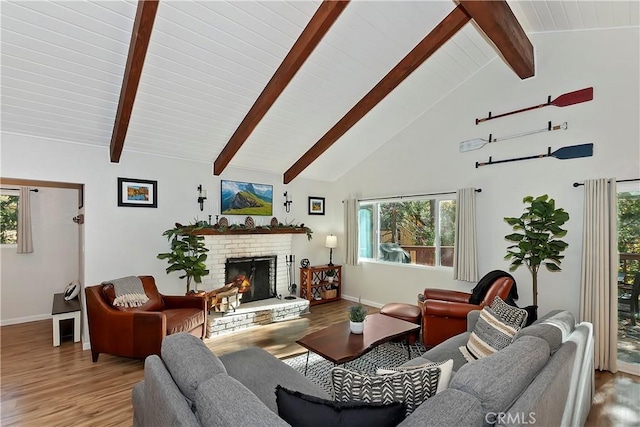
<box><xmin>325</xmin><ymin>234</ymin><xmax>337</xmax><ymax>266</ymax></box>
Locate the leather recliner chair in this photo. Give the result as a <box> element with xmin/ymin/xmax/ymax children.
<box><xmin>421</xmin><ymin>272</ymin><xmax>515</xmax><ymax>347</ymax></box>
<box><xmin>85</xmin><ymin>276</ymin><xmax>207</xmax><ymax>362</ymax></box>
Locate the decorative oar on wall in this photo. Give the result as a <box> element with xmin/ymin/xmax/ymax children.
<box><xmin>475</xmin><ymin>143</ymin><xmax>593</xmax><ymax>168</ymax></box>
<box><xmin>460</xmin><ymin>121</ymin><xmax>567</xmax><ymax>152</ymax></box>
<box><xmin>475</xmin><ymin>87</ymin><xmax>593</xmax><ymax>125</ymax></box>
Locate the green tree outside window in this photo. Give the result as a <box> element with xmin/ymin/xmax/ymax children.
<box><xmin>618</xmin><ymin>191</ymin><xmax>640</xmax><ymax>282</ymax></box>
<box><xmin>0</xmin><ymin>195</ymin><xmax>19</xmax><ymax>244</ymax></box>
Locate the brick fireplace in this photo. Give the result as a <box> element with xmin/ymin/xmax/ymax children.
<box><xmin>200</xmin><ymin>232</ymin><xmax>309</xmax><ymax>336</ymax></box>
<box><xmin>201</xmin><ymin>233</ymin><xmax>293</xmax><ymax>295</ymax></box>
<box><xmin>225</xmin><ymin>255</ymin><xmax>277</xmax><ymax>303</ymax></box>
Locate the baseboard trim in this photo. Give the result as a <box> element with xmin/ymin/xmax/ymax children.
<box><xmin>1</xmin><ymin>314</ymin><xmax>51</xmax><ymax>326</ymax></box>
<box><xmin>341</xmin><ymin>294</ymin><xmax>384</xmax><ymax>309</ymax></box>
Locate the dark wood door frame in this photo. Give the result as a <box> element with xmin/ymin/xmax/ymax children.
<box><xmin>1</xmin><ymin>177</ymin><xmax>84</xmax><ymax>209</ymax></box>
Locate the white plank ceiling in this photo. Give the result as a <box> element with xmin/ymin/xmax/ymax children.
<box><xmin>2</xmin><ymin>1</ymin><xmax>638</xmax><ymax>182</ymax></box>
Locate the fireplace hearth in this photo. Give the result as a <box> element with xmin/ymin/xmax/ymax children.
<box><xmin>225</xmin><ymin>255</ymin><xmax>277</xmax><ymax>303</ymax></box>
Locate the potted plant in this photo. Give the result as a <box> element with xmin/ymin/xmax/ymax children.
<box><xmin>504</xmin><ymin>195</ymin><xmax>569</xmax><ymax>317</ymax></box>
<box><xmin>157</xmin><ymin>225</ymin><xmax>210</xmax><ymax>294</ymax></box>
<box><xmin>325</xmin><ymin>269</ymin><xmax>336</xmax><ymax>283</ymax></box>
<box><xmin>348</xmin><ymin>301</ymin><xmax>367</xmax><ymax>334</ymax></box>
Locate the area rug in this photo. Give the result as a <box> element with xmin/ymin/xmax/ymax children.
<box><xmin>283</xmin><ymin>341</ymin><xmax>427</xmax><ymax>396</ymax></box>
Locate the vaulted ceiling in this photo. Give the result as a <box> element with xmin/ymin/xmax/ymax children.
<box><xmin>2</xmin><ymin>1</ymin><xmax>638</xmax><ymax>182</ymax></box>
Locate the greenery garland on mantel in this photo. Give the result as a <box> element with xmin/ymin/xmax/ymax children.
<box><xmin>173</xmin><ymin>222</ymin><xmax>313</xmax><ymax>241</ymax></box>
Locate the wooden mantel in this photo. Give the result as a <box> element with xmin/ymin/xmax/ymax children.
<box><xmin>192</xmin><ymin>228</ymin><xmax>308</xmax><ymax>236</ymax></box>
<box><xmin>171</xmin><ymin>224</ymin><xmax>313</xmax><ymax>240</ymax></box>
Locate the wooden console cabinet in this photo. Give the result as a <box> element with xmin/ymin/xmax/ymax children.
<box><xmin>300</xmin><ymin>265</ymin><xmax>342</xmax><ymax>306</ymax></box>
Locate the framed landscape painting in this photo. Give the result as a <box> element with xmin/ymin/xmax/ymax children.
<box><xmin>308</xmin><ymin>196</ymin><xmax>325</xmax><ymax>215</ymax></box>
<box><xmin>221</xmin><ymin>180</ymin><xmax>273</xmax><ymax>216</ymax></box>
<box><xmin>117</xmin><ymin>178</ymin><xmax>157</xmax><ymax>208</ymax></box>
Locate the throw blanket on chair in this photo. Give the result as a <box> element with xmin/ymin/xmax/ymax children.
<box><xmin>103</xmin><ymin>276</ymin><xmax>149</xmax><ymax>308</ymax></box>
<box><xmin>468</xmin><ymin>270</ymin><xmax>519</xmax><ymax>306</ymax></box>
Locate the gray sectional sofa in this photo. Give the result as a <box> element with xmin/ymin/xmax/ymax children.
<box><xmin>132</xmin><ymin>310</ymin><xmax>593</xmax><ymax>427</ymax></box>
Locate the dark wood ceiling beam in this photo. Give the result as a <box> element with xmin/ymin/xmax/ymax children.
<box><xmin>213</xmin><ymin>1</ymin><xmax>350</xmax><ymax>176</ymax></box>
<box><xmin>458</xmin><ymin>0</ymin><xmax>534</xmax><ymax>79</ymax></box>
<box><xmin>110</xmin><ymin>0</ymin><xmax>159</xmax><ymax>163</ymax></box>
<box><xmin>283</xmin><ymin>6</ymin><xmax>470</xmax><ymax>184</ymax></box>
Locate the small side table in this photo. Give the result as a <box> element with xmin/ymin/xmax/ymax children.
<box><xmin>51</xmin><ymin>293</ymin><xmax>81</xmax><ymax>347</ymax></box>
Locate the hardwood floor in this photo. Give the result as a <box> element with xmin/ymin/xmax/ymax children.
<box><xmin>0</xmin><ymin>300</ymin><xmax>363</xmax><ymax>426</ymax></box>
<box><xmin>1</xmin><ymin>300</ymin><xmax>637</xmax><ymax>426</ymax></box>
<box><xmin>586</xmin><ymin>370</ymin><xmax>640</xmax><ymax>427</ymax></box>
<box><xmin>203</xmin><ymin>299</ymin><xmax>362</xmax><ymax>360</ymax></box>
<box><xmin>1</xmin><ymin>320</ymin><xmax>144</xmax><ymax>426</ymax></box>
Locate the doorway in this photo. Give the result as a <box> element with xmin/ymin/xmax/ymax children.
<box><xmin>0</xmin><ymin>178</ymin><xmax>84</xmax><ymax>327</ymax></box>
<box><xmin>617</xmin><ymin>185</ymin><xmax>640</xmax><ymax>373</ymax></box>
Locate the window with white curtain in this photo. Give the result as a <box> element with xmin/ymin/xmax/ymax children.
<box><xmin>358</xmin><ymin>196</ymin><xmax>456</xmax><ymax>267</ymax></box>
<box><xmin>0</xmin><ymin>191</ymin><xmax>19</xmax><ymax>245</ymax></box>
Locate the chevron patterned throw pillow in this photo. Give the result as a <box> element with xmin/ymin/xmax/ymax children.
<box><xmin>331</xmin><ymin>364</ymin><xmax>440</xmax><ymax>415</ymax></box>
<box><xmin>376</xmin><ymin>359</ymin><xmax>454</xmax><ymax>394</ymax></box>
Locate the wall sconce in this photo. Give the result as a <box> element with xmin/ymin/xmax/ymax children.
<box><xmin>197</xmin><ymin>185</ymin><xmax>207</xmax><ymax>211</ymax></box>
<box><xmin>325</xmin><ymin>234</ymin><xmax>337</xmax><ymax>266</ymax></box>
<box><xmin>284</xmin><ymin>191</ymin><xmax>292</xmax><ymax>213</ymax></box>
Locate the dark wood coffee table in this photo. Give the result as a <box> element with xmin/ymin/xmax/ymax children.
<box><xmin>296</xmin><ymin>313</ymin><xmax>420</xmax><ymax>373</ymax></box>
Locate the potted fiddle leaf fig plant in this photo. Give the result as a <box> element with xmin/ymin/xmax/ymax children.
<box><xmin>157</xmin><ymin>225</ymin><xmax>210</xmax><ymax>294</ymax></box>
<box><xmin>348</xmin><ymin>300</ymin><xmax>367</xmax><ymax>334</ymax></box>
<box><xmin>504</xmin><ymin>195</ymin><xmax>569</xmax><ymax>310</ymax></box>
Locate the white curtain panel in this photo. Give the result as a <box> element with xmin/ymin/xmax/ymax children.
<box><xmin>579</xmin><ymin>178</ymin><xmax>617</xmax><ymax>372</ymax></box>
<box><xmin>453</xmin><ymin>188</ymin><xmax>478</xmax><ymax>282</ymax></box>
<box><xmin>344</xmin><ymin>198</ymin><xmax>359</xmax><ymax>266</ymax></box>
<box><xmin>17</xmin><ymin>186</ymin><xmax>34</xmax><ymax>254</ymax></box>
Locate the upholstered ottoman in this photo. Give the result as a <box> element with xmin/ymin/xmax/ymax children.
<box><xmin>380</xmin><ymin>303</ymin><xmax>422</xmax><ymax>344</ymax></box>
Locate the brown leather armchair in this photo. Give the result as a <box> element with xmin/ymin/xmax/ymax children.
<box><xmin>421</xmin><ymin>274</ymin><xmax>515</xmax><ymax>347</ymax></box>
<box><xmin>85</xmin><ymin>276</ymin><xmax>206</xmax><ymax>362</ymax></box>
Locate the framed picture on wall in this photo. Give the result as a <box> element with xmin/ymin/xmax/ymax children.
<box><xmin>117</xmin><ymin>178</ymin><xmax>157</xmax><ymax>208</ymax></box>
<box><xmin>220</xmin><ymin>180</ymin><xmax>273</xmax><ymax>216</ymax></box>
<box><xmin>308</xmin><ymin>196</ymin><xmax>325</xmax><ymax>215</ymax></box>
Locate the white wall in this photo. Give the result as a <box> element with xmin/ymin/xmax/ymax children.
<box><xmin>0</xmin><ymin>136</ymin><xmax>333</xmax><ymax>343</ymax></box>
<box><xmin>2</xmin><ymin>26</ymin><xmax>637</xmax><ymax>337</ymax></box>
<box><xmin>1</xmin><ymin>187</ymin><xmax>79</xmax><ymax>324</ymax></box>
<box><xmin>331</xmin><ymin>28</ymin><xmax>640</xmax><ymax>317</ymax></box>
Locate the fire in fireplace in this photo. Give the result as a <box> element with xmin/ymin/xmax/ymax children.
<box><xmin>225</xmin><ymin>255</ymin><xmax>277</xmax><ymax>303</ymax></box>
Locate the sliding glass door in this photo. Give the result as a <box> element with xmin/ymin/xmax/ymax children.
<box><xmin>617</xmin><ymin>185</ymin><xmax>640</xmax><ymax>373</ymax></box>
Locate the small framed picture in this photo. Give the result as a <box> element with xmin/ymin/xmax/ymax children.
<box><xmin>117</xmin><ymin>178</ymin><xmax>157</xmax><ymax>208</ymax></box>
<box><xmin>308</xmin><ymin>196</ymin><xmax>325</xmax><ymax>215</ymax></box>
